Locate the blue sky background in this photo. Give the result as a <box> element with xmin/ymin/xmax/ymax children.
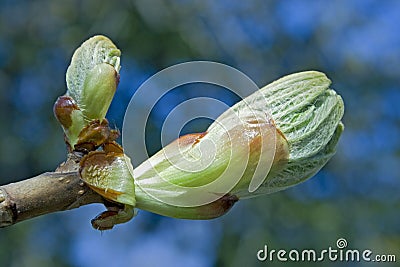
<box><xmin>0</xmin><ymin>1</ymin><xmax>399</xmax><ymax>266</ymax></box>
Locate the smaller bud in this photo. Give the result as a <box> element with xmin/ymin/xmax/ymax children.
<box><xmin>54</xmin><ymin>35</ymin><xmax>121</xmax><ymax>149</ymax></box>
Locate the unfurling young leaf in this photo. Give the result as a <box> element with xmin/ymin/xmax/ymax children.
<box><xmin>54</xmin><ymin>35</ymin><xmax>121</xmax><ymax>149</ymax></box>
<box><xmin>66</xmin><ymin>35</ymin><xmax>120</xmax><ymax>109</ymax></box>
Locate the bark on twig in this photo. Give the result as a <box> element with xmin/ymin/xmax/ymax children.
<box><xmin>0</xmin><ymin>156</ymin><xmax>103</xmax><ymax>228</ymax></box>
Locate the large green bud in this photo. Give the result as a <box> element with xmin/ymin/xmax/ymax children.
<box><xmin>132</xmin><ymin>71</ymin><xmax>344</xmax><ymax>218</ymax></box>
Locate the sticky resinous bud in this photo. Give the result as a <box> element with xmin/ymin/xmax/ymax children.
<box><xmin>132</xmin><ymin>71</ymin><xmax>344</xmax><ymax>219</ymax></box>
<box><xmin>54</xmin><ymin>35</ymin><xmax>121</xmax><ymax>150</ymax></box>
<box><xmin>66</xmin><ymin>35</ymin><xmax>121</xmax><ymax>120</ymax></box>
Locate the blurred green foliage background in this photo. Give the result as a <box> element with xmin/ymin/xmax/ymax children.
<box><xmin>0</xmin><ymin>1</ymin><xmax>399</xmax><ymax>266</ymax></box>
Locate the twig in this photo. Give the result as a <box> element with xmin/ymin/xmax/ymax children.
<box><xmin>0</xmin><ymin>156</ymin><xmax>103</xmax><ymax>228</ymax></box>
